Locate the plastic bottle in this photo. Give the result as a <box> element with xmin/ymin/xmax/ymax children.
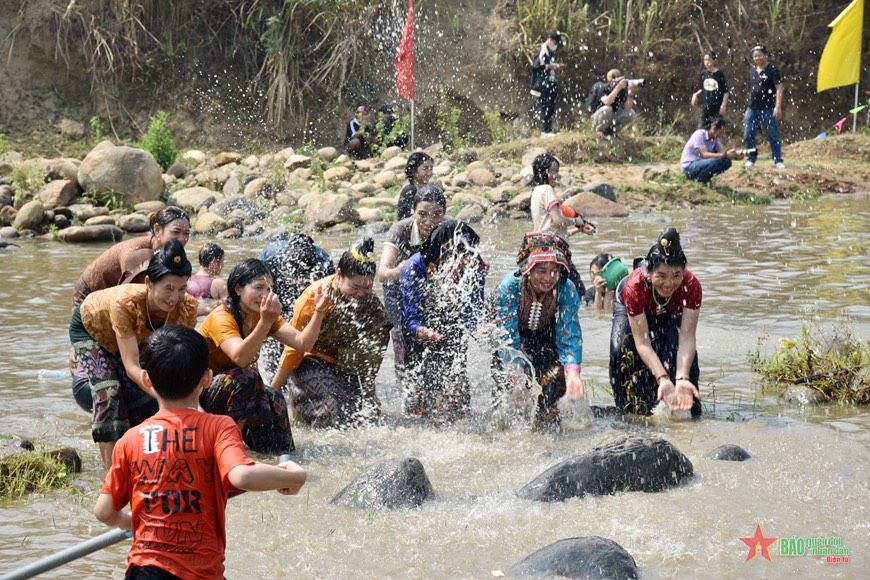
<box><xmin>38</xmin><ymin>369</ymin><xmax>65</xmax><ymax>380</ymax></box>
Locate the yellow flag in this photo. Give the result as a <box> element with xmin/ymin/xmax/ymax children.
<box><xmin>817</xmin><ymin>0</ymin><xmax>864</xmax><ymax>92</ymax></box>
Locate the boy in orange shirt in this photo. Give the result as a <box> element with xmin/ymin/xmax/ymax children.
<box><xmin>94</xmin><ymin>325</ymin><xmax>306</xmax><ymax>580</ymax></box>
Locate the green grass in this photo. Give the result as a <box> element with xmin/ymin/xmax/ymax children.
<box><xmin>0</xmin><ymin>451</ymin><xmax>71</xmax><ymax>499</ymax></box>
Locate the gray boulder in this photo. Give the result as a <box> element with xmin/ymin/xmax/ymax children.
<box><xmin>118</xmin><ymin>213</ymin><xmax>151</xmax><ymax>233</ymax></box>
<box><xmin>304</xmin><ymin>193</ymin><xmax>359</xmax><ymax>228</ymax></box>
<box><xmin>57</xmin><ymin>224</ymin><xmax>124</xmax><ymax>243</ymax></box>
<box><xmin>43</xmin><ymin>158</ymin><xmax>81</xmax><ymax>182</ymax></box>
<box><xmin>707</xmin><ymin>445</ymin><xmax>751</xmax><ymax>461</ymax></box>
<box><xmin>0</xmin><ymin>185</ymin><xmax>14</xmax><ymax>208</ymax></box>
<box><xmin>517</xmin><ymin>435</ymin><xmax>693</xmax><ymax>502</ymax></box>
<box><xmin>332</xmin><ymin>458</ymin><xmax>433</xmax><ymax>510</ymax></box>
<box><xmin>38</xmin><ymin>179</ymin><xmax>80</xmax><ymax>209</ymax></box>
<box><xmin>781</xmin><ymin>385</ymin><xmax>826</xmax><ymax>405</ymax></box>
<box><xmin>210</xmin><ymin>195</ymin><xmax>265</xmax><ymax>221</ymax></box>
<box><xmin>509</xmin><ymin>537</ymin><xmax>638</xmax><ymax>579</ymax></box>
<box><xmin>78</xmin><ymin>145</ymin><xmax>163</xmax><ymax>206</ymax></box>
<box><xmin>13</xmin><ymin>200</ymin><xmax>45</xmax><ymax>230</ymax></box>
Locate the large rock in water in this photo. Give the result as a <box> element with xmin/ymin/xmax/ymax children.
<box><xmin>331</xmin><ymin>458</ymin><xmax>433</xmax><ymax>509</ymax></box>
<box><xmin>78</xmin><ymin>145</ymin><xmax>163</xmax><ymax>206</ymax></box>
<box><xmin>57</xmin><ymin>224</ymin><xmax>124</xmax><ymax>243</ymax></box>
<box><xmin>517</xmin><ymin>435</ymin><xmax>693</xmax><ymax>502</ymax></box>
<box><xmin>509</xmin><ymin>537</ymin><xmax>638</xmax><ymax>579</ymax></box>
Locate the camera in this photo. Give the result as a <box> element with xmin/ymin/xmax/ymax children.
<box><xmin>735</xmin><ymin>148</ymin><xmax>757</xmax><ymax>156</ymax></box>
<box><xmin>615</xmin><ymin>77</ymin><xmax>646</xmax><ymax>88</ymax></box>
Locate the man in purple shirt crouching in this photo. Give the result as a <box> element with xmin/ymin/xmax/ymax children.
<box><xmin>679</xmin><ymin>117</ymin><xmax>744</xmax><ymax>183</ymax></box>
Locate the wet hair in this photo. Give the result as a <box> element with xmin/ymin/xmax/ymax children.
<box><xmin>704</xmin><ymin>50</ymin><xmax>717</xmax><ymax>60</ymax></box>
<box><xmin>422</xmin><ymin>219</ymin><xmax>480</xmax><ymax>266</ymax></box>
<box><xmin>404</xmin><ymin>152</ymin><xmax>433</xmax><ymax>183</ymax></box>
<box><xmin>149</xmin><ymin>206</ymin><xmax>190</xmax><ymax>237</ymax></box>
<box><xmin>590</xmin><ymin>253</ymin><xmax>613</xmax><ymax>271</ymax></box>
<box><xmin>147</xmin><ymin>239</ymin><xmax>192</xmax><ymax>282</ymax></box>
<box><xmin>198</xmin><ymin>242</ymin><xmax>225</xmax><ymax>268</ymax></box>
<box><xmin>337</xmin><ymin>237</ymin><xmax>378</xmax><ymax>279</ymax></box>
<box><xmin>703</xmin><ymin>117</ymin><xmax>728</xmax><ymax>131</ymax></box>
<box><xmin>751</xmin><ymin>45</ymin><xmax>768</xmax><ymax>55</ymax></box>
<box><xmin>224</xmin><ymin>258</ymin><xmax>273</xmax><ymax>336</ymax></box>
<box><xmin>141</xmin><ymin>325</ymin><xmax>210</xmax><ymax>400</ymax></box>
<box><xmin>531</xmin><ymin>153</ymin><xmax>559</xmax><ymax>186</ymax></box>
<box><xmin>646</xmin><ymin>227</ymin><xmax>687</xmax><ymax>271</ymax></box>
<box><xmin>412</xmin><ymin>184</ymin><xmax>447</xmax><ymax>211</ymax></box>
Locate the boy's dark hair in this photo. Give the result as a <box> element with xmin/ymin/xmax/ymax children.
<box><xmin>337</xmin><ymin>237</ymin><xmax>377</xmax><ymax>278</ymax></box>
<box><xmin>704</xmin><ymin>50</ymin><xmax>717</xmax><ymax>60</ymax></box>
<box><xmin>141</xmin><ymin>325</ymin><xmax>210</xmax><ymax>400</ymax></box>
<box><xmin>198</xmin><ymin>242</ymin><xmax>225</xmax><ymax>268</ymax></box>
<box><xmin>531</xmin><ymin>153</ymin><xmax>558</xmax><ymax>186</ymax></box>
<box><xmin>412</xmin><ymin>184</ymin><xmax>447</xmax><ymax>211</ymax></box>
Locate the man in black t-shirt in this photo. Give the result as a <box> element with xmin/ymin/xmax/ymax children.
<box><xmin>530</xmin><ymin>31</ymin><xmax>567</xmax><ymax>137</ymax></box>
<box><xmin>742</xmin><ymin>45</ymin><xmax>785</xmax><ymax>168</ymax></box>
<box><xmin>691</xmin><ymin>51</ymin><xmax>729</xmax><ymax>128</ymax></box>
<box><xmin>585</xmin><ymin>69</ymin><xmax>637</xmax><ymax>137</ymax></box>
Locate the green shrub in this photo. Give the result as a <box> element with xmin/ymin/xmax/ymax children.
<box><xmin>0</xmin><ymin>450</ymin><xmax>70</xmax><ymax>499</ymax></box>
<box><xmin>138</xmin><ymin>111</ymin><xmax>177</xmax><ymax>170</ymax></box>
<box><xmin>0</xmin><ymin>133</ymin><xmax>9</xmax><ymax>156</ymax></box>
<box><xmin>748</xmin><ymin>323</ymin><xmax>870</xmax><ymax>404</ymax></box>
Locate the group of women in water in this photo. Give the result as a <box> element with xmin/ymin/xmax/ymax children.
<box><xmin>68</xmin><ymin>152</ymin><xmax>702</xmax><ymax>466</ymax></box>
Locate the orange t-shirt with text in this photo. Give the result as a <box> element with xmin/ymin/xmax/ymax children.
<box><xmin>100</xmin><ymin>408</ymin><xmax>255</xmax><ymax>579</ymax></box>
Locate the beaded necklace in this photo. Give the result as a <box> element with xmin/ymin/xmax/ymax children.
<box><xmin>651</xmin><ymin>287</ymin><xmax>671</xmax><ymax>315</ymax></box>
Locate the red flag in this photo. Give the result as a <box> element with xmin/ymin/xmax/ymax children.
<box><xmin>394</xmin><ymin>0</ymin><xmax>414</xmax><ymax>100</ymax></box>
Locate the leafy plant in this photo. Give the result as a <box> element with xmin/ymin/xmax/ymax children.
<box><xmin>138</xmin><ymin>111</ymin><xmax>177</xmax><ymax>170</ymax></box>
<box><xmin>483</xmin><ymin>106</ymin><xmax>509</xmax><ymax>145</ymax></box>
<box><xmin>748</xmin><ymin>323</ymin><xmax>870</xmax><ymax>404</ymax></box>
<box><xmin>372</xmin><ymin>112</ymin><xmax>410</xmax><ymax>156</ymax></box>
<box><xmin>0</xmin><ymin>133</ymin><xmax>9</xmax><ymax>156</ymax></box>
<box><xmin>9</xmin><ymin>162</ymin><xmax>45</xmax><ymax>197</ymax></box>
<box><xmin>434</xmin><ymin>87</ymin><xmax>465</xmax><ymax>153</ymax></box>
<box><xmin>88</xmin><ymin>116</ymin><xmax>104</xmax><ymax>144</ymax></box>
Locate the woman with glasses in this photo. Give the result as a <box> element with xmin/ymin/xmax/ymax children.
<box><xmin>400</xmin><ymin>220</ymin><xmax>486</xmax><ymax>422</ymax></box>
<box><xmin>273</xmin><ymin>238</ymin><xmax>392</xmax><ymax>428</ymax></box>
<box><xmin>377</xmin><ymin>185</ymin><xmax>447</xmax><ymax>394</ymax></box>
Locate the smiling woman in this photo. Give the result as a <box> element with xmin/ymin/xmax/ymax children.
<box><xmin>68</xmin><ymin>239</ymin><xmax>198</xmax><ymax>469</ymax></box>
<box><xmin>491</xmin><ymin>232</ymin><xmax>584</xmax><ymax>431</ymax></box>
<box><xmin>609</xmin><ymin>227</ymin><xmax>702</xmax><ymax>416</ymax></box>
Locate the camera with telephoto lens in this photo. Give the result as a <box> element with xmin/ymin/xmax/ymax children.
<box><xmin>734</xmin><ymin>148</ymin><xmax>757</xmax><ymax>156</ymax></box>
<box><xmin>615</xmin><ymin>77</ymin><xmax>646</xmax><ymax>88</ymax></box>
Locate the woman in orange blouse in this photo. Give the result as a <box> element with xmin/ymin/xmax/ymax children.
<box><xmin>272</xmin><ymin>238</ymin><xmax>392</xmax><ymax>428</ymax></box>
<box><xmin>198</xmin><ymin>258</ymin><xmax>329</xmax><ymax>454</ymax></box>
<box><xmin>69</xmin><ymin>239</ymin><xmax>198</xmax><ymax>468</ymax></box>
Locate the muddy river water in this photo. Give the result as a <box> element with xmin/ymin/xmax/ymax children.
<box><xmin>1</xmin><ymin>195</ymin><xmax>868</xmax><ymax>579</ymax></box>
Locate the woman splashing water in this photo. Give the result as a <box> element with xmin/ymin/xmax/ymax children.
<box><xmin>198</xmin><ymin>259</ymin><xmax>330</xmax><ymax>453</ymax></box>
<box><xmin>609</xmin><ymin>227</ymin><xmax>702</xmax><ymax>415</ymax></box>
<box><xmin>273</xmin><ymin>238</ymin><xmax>392</xmax><ymax>429</ymax></box>
<box><xmin>491</xmin><ymin>232</ymin><xmax>584</xmax><ymax>431</ymax></box>
<box><xmin>401</xmin><ymin>220</ymin><xmax>487</xmax><ymax>423</ymax></box>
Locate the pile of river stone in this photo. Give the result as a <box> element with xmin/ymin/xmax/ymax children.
<box><xmin>0</xmin><ymin>140</ymin><xmax>628</xmax><ymax>242</ymax></box>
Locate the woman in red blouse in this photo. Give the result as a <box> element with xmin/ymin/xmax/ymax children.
<box><xmin>609</xmin><ymin>228</ymin><xmax>702</xmax><ymax>415</ymax></box>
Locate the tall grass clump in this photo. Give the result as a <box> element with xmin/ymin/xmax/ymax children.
<box><xmin>748</xmin><ymin>323</ymin><xmax>870</xmax><ymax>404</ymax></box>
<box><xmin>0</xmin><ymin>452</ymin><xmax>70</xmax><ymax>499</ymax></box>
<box><xmin>138</xmin><ymin>111</ymin><xmax>177</xmax><ymax>170</ymax></box>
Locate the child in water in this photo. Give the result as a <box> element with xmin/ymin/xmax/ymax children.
<box><xmin>94</xmin><ymin>325</ymin><xmax>306</xmax><ymax>580</ymax></box>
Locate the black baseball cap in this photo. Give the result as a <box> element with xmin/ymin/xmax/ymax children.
<box><xmin>548</xmin><ymin>31</ymin><xmax>564</xmax><ymax>46</ymax></box>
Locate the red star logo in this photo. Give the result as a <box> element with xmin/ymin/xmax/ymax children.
<box><xmin>739</xmin><ymin>524</ymin><xmax>778</xmax><ymax>562</ymax></box>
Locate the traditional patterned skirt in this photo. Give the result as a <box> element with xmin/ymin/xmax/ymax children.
<box><xmin>492</xmin><ymin>323</ymin><xmax>566</xmax><ymax>413</ymax></box>
<box><xmin>288</xmin><ymin>356</ymin><xmax>370</xmax><ymax>429</ymax></box>
<box><xmin>200</xmin><ymin>365</ymin><xmax>294</xmax><ymax>454</ymax></box>
<box><xmin>69</xmin><ymin>308</ymin><xmax>157</xmax><ymax>443</ymax></box>
<box><xmin>609</xmin><ymin>279</ymin><xmax>701</xmax><ymax>416</ymax></box>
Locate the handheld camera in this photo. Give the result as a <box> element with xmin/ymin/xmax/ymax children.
<box><xmin>615</xmin><ymin>77</ymin><xmax>646</xmax><ymax>88</ymax></box>
<box><xmin>734</xmin><ymin>148</ymin><xmax>757</xmax><ymax>156</ymax></box>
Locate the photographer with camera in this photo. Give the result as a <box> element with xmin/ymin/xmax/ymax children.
<box><xmin>584</xmin><ymin>69</ymin><xmax>639</xmax><ymax>138</ymax></box>
<box><xmin>680</xmin><ymin>117</ymin><xmax>747</xmax><ymax>184</ymax></box>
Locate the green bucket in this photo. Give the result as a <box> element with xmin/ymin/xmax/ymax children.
<box><xmin>600</xmin><ymin>257</ymin><xmax>629</xmax><ymax>291</ymax></box>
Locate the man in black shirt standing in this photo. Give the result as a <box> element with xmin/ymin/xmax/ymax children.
<box><xmin>530</xmin><ymin>31</ymin><xmax>567</xmax><ymax>137</ymax></box>
<box><xmin>585</xmin><ymin>69</ymin><xmax>638</xmax><ymax>137</ymax></box>
<box><xmin>743</xmin><ymin>45</ymin><xmax>785</xmax><ymax>168</ymax></box>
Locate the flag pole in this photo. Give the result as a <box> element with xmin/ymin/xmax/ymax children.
<box><xmin>853</xmin><ymin>83</ymin><xmax>859</xmax><ymax>133</ymax></box>
<box><xmin>411</xmin><ymin>99</ymin><xmax>415</xmax><ymax>149</ymax></box>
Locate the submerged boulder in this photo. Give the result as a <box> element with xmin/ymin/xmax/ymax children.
<box><xmin>57</xmin><ymin>224</ymin><xmax>124</xmax><ymax>243</ymax></box>
<box><xmin>707</xmin><ymin>444</ymin><xmax>751</xmax><ymax>461</ymax></box>
<box><xmin>517</xmin><ymin>435</ymin><xmax>693</xmax><ymax>502</ymax></box>
<box><xmin>509</xmin><ymin>536</ymin><xmax>638</xmax><ymax>579</ymax></box>
<box><xmin>332</xmin><ymin>458</ymin><xmax>433</xmax><ymax>510</ymax></box>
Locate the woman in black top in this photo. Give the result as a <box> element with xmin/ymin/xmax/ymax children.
<box><xmin>691</xmin><ymin>51</ymin><xmax>729</xmax><ymax>129</ymax></box>
<box><xmin>396</xmin><ymin>152</ymin><xmax>434</xmax><ymax>220</ymax></box>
